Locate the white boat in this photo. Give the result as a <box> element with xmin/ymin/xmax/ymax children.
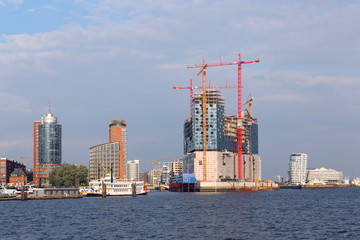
<box><xmin>79</xmin><ymin>186</ymin><xmax>90</xmax><ymax>196</ymax></box>
<box><xmin>87</xmin><ymin>177</ymin><xmax>149</xmax><ymax>197</ymax></box>
<box><xmin>0</xmin><ymin>187</ymin><xmax>21</xmax><ymax>198</ymax></box>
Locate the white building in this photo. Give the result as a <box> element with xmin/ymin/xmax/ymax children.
<box><xmin>289</xmin><ymin>153</ymin><xmax>308</xmax><ymax>185</ymax></box>
<box><xmin>306</xmin><ymin>168</ymin><xmax>343</xmax><ymax>184</ymax></box>
<box><xmin>126</xmin><ymin>160</ymin><xmax>139</xmax><ymax>181</ymax></box>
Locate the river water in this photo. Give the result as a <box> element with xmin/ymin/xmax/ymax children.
<box><xmin>1</xmin><ymin>188</ymin><xmax>359</xmax><ymax>239</ymax></box>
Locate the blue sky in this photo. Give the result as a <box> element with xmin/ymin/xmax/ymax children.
<box><xmin>0</xmin><ymin>0</ymin><xmax>359</xmax><ymax>180</ymax></box>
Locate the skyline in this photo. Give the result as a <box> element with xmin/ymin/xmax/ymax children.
<box><xmin>0</xmin><ymin>1</ymin><xmax>359</xmax><ymax>180</ymax></box>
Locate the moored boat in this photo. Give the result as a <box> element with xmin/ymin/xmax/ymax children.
<box><xmin>87</xmin><ymin>177</ymin><xmax>149</xmax><ymax>197</ymax></box>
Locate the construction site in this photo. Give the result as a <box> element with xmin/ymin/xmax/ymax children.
<box><xmin>170</xmin><ymin>54</ymin><xmax>278</xmax><ymax>192</ymax></box>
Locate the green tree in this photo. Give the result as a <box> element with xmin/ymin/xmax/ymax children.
<box><xmin>49</xmin><ymin>164</ymin><xmax>88</xmax><ymax>187</ymax></box>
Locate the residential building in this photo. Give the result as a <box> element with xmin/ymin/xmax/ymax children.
<box><xmin>289</xmin><ymin>153</ymin><xmax>308</xmax><ymax>185</ymax></box>
<box><xmin>89</xmin><ymin>142</ymin><xmax>121</xmax><ymax>180</ymax></box>
<box><xmin>0</xmin><ymin>158</ymin><xmax>26</xmax><ymax>186</ymax></box>
<box><xmin>149</xmin><ymin>169</ymin><xmax>161</xmax><ymax>186</ymax></box>
<box><xmin>127</xmin><ymin>160</ymin><xmax>139</xmax><ymax>180</ymax></box>
<box><xmin>306</xmin><ymin>168</ymin><xmax>343</xmax><ymax>184</ymax></box>
<box><xmin>9</xmin><ymin>168</ymin><xmax>28</xmax><ymax>186</ymax></box>
<box><xmin>33</xmin><ymin>111</ymin><xmax>62</xmax><ymax>185</ymax></box>
<box><xmin>172</xmin><ymin>161</ymin><xmax>183</xmax><ymax>176</ymax></box>
<box><xmin>160</xmin><ymin>163</ymin><xmax>172</xmax><ymax>185</ymax></box>
<box><xmin>140</xmin><ymin>171</ymin><xmax>151</xmax><ymax>184</ymax></box>
<box><xmin>89</xmin><ymin>120</ymin><xmax>127</xmax><ymax>181</ymax></box>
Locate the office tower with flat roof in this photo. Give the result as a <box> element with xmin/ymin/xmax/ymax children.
<box><xmin>109</xmin><ymin>120</ymin><xmax>127</xmax><ymax>180</ymax></box>
<box><xmin>289</xmin><ymin>153</ymin><xmax>308</xmax><ymax>185</ymax></box>
<box><xmin>89</xmin><ymin>120</ymin><xmax>127</xmax><ymax>181</ymax></box>
<box><xmin>33</xmin><ymin>111</ymin><xmax>62</xmax><ymax>185</ymax></box>
<box><xmin>126</xmin><ymin>160</ymin><xmax>139</xmax><ymax>181</ymax></box>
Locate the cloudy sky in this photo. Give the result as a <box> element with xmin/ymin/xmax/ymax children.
<box><xmin>0</xmin><ymin>0</ymin><xmax>359</xmax><ymax>180</ymax></box>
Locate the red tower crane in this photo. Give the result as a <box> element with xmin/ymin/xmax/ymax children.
<box><xmin>173</xmin><ymin>79</ymin><xmax>237</xmax><ymax>117</ymax></box>
<box><xmin>187</xmin><ymin>54</ymin><xmax>259</xmax><ymax>180</ymax></box>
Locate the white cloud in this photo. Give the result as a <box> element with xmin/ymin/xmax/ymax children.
<box><xmin>0</xmin><ymin>1</ymin><xmax>5</xmax><ymax>7</ymax></box>
<box><xmin>258</xmin><ymin>94</ymin><xmax>299</xmax><ymax>102</ymax></box>
<box><xmin>7</xmin><ymin>0</ymin><xmax>23</xmax><ymax>5</ymax></box>
<box><xmin>44</xmin><ymin>5</ymin><xmax>56</xmax><ymax>10</ymax></box>
<box><xmin>0</xmin><ymin>140</ymin><xmax>23</xmax><ymax>148</ymax></box>
<box><xmin>0</xmin><ymin>93</ymin><xmax>32</xmax><ymax>113</ymax></box>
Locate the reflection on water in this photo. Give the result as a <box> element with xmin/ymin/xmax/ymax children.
<box><xmin>1</xmin><ymin>188</ymin><xmax>359</xmax><ymax>239</ymax></box>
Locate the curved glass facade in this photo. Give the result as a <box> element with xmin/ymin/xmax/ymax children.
<box><xmin>38</xmin><ymin>114</ymin><xmax>62</xmax><ymax>164</ymax></box>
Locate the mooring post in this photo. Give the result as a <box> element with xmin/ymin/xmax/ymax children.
<box><xmin>21</xmin><ymin>188</ymin><xmax>27</xmax><ymax>201</ymax></box>
<box><xmin>132</xmin><ymin>183</ymin><xmax>136</xmax><ymax>197</ymax></box>
<box><xmin>102</xmin><ymin>183</ymin><xmax>106</xmax><ymax>198</ymax></box>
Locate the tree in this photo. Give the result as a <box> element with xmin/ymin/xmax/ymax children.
<box><xmin>49</xmin><ymin>164</ymin><xmax>88</xmax><ymax>187</ymax></box>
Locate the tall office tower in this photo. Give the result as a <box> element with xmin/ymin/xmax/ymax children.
<box><xmin>126</xmin><ymin>160</ymin><xmax>139</xmax><ymax>180</ymax></box>
<box><xmin>109</xmin><ymin>120</ymin><xmax>127</xmax><ymax>180</ymax></box>
<box><xmin>33</xmin><ymin>111</ymin><xmax>62</xmax><ymax>185</ymax></box>
<box><xmin>89</xmin><ymin>120</ymin><xmax>127</xmax><ymax>181</ymax></box>
<box><xmin>289</xmin><ymin>153</ymin><xmax>308</xmax><ymax>185</ymax></box>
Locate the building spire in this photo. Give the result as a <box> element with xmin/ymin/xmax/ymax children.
<box><xmin>48</xmin><ymin>96</ymin><xmax>51</xmax><ymax>113</ymax></box>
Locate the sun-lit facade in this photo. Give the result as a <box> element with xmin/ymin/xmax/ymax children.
<box><xmin>89</xmin><ymin>120</ymin><xmax>127</xmax><ymax>181</ymax></box>
<box><xmin>33</xmin><ymin>111</ymin><xmax>62</xmax><ymax>185</ymax></box>
<box><xmin>289</xmin><ymin>153</ymin><xmax>308</xmax><ymax>185</ymax></box>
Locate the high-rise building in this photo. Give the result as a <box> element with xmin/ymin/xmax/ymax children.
<box><xmin>126</xmin><ymin>160</ymin><xmax>139</xmax><ymax>181</ymax></box>
<box><xmin>182</xmin><ymin>89</ymin><xmax>261</xmax><ymax>182</ymax></box>
<box><xmin>33</xmin><ymin>111</ymin><xmax>62</xmax><ymax>185</ymax></box>
<box><xmin>289</xmin><ymin>153</ymin><xmax>308</xmax><ymax>185</ymax></box>
<box><xmin>184</xmin><ymin>90</ymin><xmax>232</xmax><ymax>153</ymax></box>
<box><xmin>89</xmin><ymin>120</ymin><xmax>127</xmax><ymax>181</ymax></box>
<box><xmin>184</xmin><ymin>89</ymin><xmax>258</xmax><ymax>154</ymax></box>
<box><xmin>109</xmin><ymin>120</ymin><xmax>127</xmax><ymax>180</ymax></box>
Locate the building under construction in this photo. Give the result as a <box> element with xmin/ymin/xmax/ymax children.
<box><xmin>182</xmin><ymin>89</ymin><xmax>261</xmax><ymax>182</ymax></box>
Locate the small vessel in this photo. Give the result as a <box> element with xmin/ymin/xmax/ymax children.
<box><xmin>79</xmin><ymin>186</ymin><xmax>90</xmax><ymax>196</ymax></box>
<box><xmin>0</xmin><ymin>187</ymin><xmax>21</xmax><ymax>198</ymax></box>
<box><xmin>87</xmin><ymin>177</ymin><xmax>149</xmax><ymax>197</ymax></box>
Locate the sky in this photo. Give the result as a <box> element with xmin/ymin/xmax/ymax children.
<box><xmin>0</xmin><ymin>0</ymin><xmax>359</xmax><ymax>180</ymax></box>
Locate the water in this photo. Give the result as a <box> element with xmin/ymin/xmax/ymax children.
<box><xmin>1</xmin><ymin>188</ymin><xmax>359</xmax><ymax>239</ymax></box>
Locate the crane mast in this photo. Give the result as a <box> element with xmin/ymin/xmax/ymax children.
<box><xmin>196</xmin><ymin>61</ymin><xmax>208</xmax><ymax>181</ymax></box>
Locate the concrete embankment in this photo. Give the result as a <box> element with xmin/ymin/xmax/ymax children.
<box><xmin>0</xmin><ymin>195</ymin><xmax>83</xmax><ymax>201</ymax></box>
<box><xmin>302</xmin><ymin>184</ymin><xmax>351</xmax><ymax>189</ymax></box>
<box><xmin>196</xmin><ymin>181</ymin><xmax>279</xmax><ymax>192</ymax></box>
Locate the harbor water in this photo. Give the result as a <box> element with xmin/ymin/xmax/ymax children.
<box><xmin>0</xmin><ymin>188</ymin><xmax>359</xmax><ymax>239</ymax></box>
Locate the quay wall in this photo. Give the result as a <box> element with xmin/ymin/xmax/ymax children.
<box><xmin>197</xmin><ymin>181</ymin><xmax>279</xmax><ymax>192</ymax></box>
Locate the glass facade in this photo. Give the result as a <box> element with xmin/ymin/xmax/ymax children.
<box><xmin>250</xmin><ymin>124</ymin><xmax>258</xmax><ymax>155</ymax></box>
<box><xmin>38</xmin><ymin>124</ymin><xmax>62</xmax><ymax>164</ymax></box>
<box><xmin>37</xmin><ymin>112</ymin><xmax>62</xmax><ymax>165</ymax></box>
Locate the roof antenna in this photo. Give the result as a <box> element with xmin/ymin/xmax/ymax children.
<box><xmin>48</xmin><ymin>96</ymin><xmax>51</xmax><ymax>113</ymax></box>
